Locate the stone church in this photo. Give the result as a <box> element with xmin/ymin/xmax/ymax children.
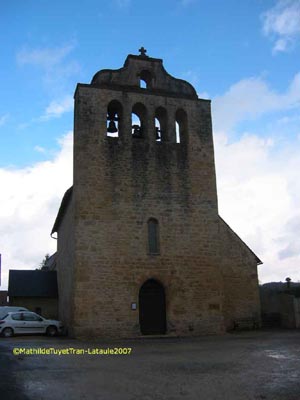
<box><xmin>51</xmin><ymin>48</ymin><xmax>262</xmax><ymax>338</ymax></box>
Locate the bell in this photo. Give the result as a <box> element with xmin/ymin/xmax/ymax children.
<box><xmin>132</xmin><ymin>124</ymin><xmax>142</xmax><ymax>137</ymax></box>
<box><xmin>107</xmin><ymin>120</ymin><xmax>118</xmax><ymax>133</ymax></box>
<box><xmin>155</xmin><ymin>127</ymin><xmax>161</xmax><ymax>141</ymax></box>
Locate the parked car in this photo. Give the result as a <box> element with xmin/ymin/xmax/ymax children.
<box><xmin>0</xmin><ymin>306</ymin><xmax>28</xmax><ymax>319</ymax></box>
<box><xmin>0</xmin><ymin>311</ymin><xmax>63</xmax><ymax>337</ymax></box>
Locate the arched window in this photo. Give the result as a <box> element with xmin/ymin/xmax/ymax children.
<box><xmin>155</xmin><ymin>107</ymin><xmax>167</xmax><ymax>142</ymax></box>
<box><xmin>175</xmin><ymin>109</ymin><xmax>188</xmax><ymax>144</ymax></box>
<box><xmin>139</xmin><ymin>70</ymin><xmax>152</xmax><ymax>89</ymax></box>
<box><xmin>148</xmin><ymin>218</ymin><xmax>160</xmax><ymax>254</ymax></box>
<box><xmin>106</xmin><ymin>100</ymin><xmax>123</xmax><ymax>138</ymax></box>
<box><xmin>132</xmin><ymin>103</ymin><xmax>147</xmax><ymax>139</ymax></box>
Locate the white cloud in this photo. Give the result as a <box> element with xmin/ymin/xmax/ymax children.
<box><xmin>40</xmin><ymin>95</ymin><xmax>74</xmax><ymax>120</ymax></box>
<box><xmin>277</xmin><ymin>216</ymin><xmax>300</xmax><ymax>259</ymax></box>
<box><xmin>180</xmin><ymin>0</ymin><xmax>196</xmax><ymax>6</ymax></box>
<box><xmin>273</xmin><ymin>38</ymin><xmax>289</xmax><ymax>52</ymax></box>
<box><xmin>0</xmin><ymin>132</ymin><xmax>73</xmax><ymax>289</ymax></box>
<box><xmin>262</xmin><ymin>0</ymin><xmax>300</xmax><ymax>53</ymax></box>
<box><xmin>17</xmin><ymin>95</ymin><xmax>74</xmax><ymax>128</ymax></box>
<box><xmin>16</xmin><ymin>42</ymin><xmax>80</xmax><ymax>94</ymax></box>
<box><xmin>17</xmin><ymin>43</ymin><xmax>75</xmax><ymax>68</ymax></box>
<box><xmin>213</xmin><ymin>73</ymin><xmax>300</xmax><ymax>283</ymax></box>
<box><xmin>114</xmin><ymin>0</ymin><xmax>131</xmax><ymax>8</ymax></box>
<box><xmin>212</xmin><ymin>72</ymin><xmax>300</xmax><ymax>131</ymax></box>
<box><xmin>277</xmin><ymin>114</ymin><xmax>300</xmax><ymax>124</ymax></box>
<box><xmin>0</xmin><ymin>114</ymin><xmax>9</xmax><ymax>127</ymax></box>
<box><xmin>215</xmin><ymin>131</ymin><xmax>300</xmax><ymax>282</ymax></box>
<box><xmin>197</xmin><ymin>91</ymin><xmax>210</xmax><ymax>99</ymax></box>
<box><xmin>182</xmin><ymin>70</ymin><xmax>200</xmax><ymax>87</ymax></box>
<box><xmin>34</xmin><ymin>146</ymin><xmax>46</xmax><ymax>154</ymax></box>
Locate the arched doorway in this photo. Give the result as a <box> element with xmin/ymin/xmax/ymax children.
<box><xmin>139</xmin><ymin>279</ymin><xmax>166</xmax><ymax>335</ymax></box>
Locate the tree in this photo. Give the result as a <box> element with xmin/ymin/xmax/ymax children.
<box><xmin>38</xmin><ymin>254</ymin><xmax>50</xmax><ymax>270</ymax></box>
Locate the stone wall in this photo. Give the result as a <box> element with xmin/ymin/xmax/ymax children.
<box><xmin>260</xmin><ymin>286</ymin><xmax>300</xmax><ymax>328</ymax></box>
<box><xmin>56</xmin><ymin>195</ymin><xmax>75</xmax><ymax>331</ymax></box>
<box><xmin>218</xmin><ymin>218</ymin><xmax>261</xmax><ymax>330</ymax></box>
<box><xmin>294</xmin><ymin>297</ymin><xmax>300</xmax><ymax>328</ymax></box>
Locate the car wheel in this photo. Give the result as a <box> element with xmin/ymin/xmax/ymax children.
<box><xmin>2</xmin><ymin>327</ymin><xmax>14</xmax><ymax>338</ymax></box>
<box><xmin>46</xmin><ymin>325</ymin><xmax>57</xmax><ymax>337</ymax></box>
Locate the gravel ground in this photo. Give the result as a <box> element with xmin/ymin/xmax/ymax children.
<box><xmin>0</xmin><ymin>330</ymin><xmax>300</xmax><ymax>400</ymax></box>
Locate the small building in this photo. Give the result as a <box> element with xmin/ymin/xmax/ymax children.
<box><xmin>8</xmin><ymin>270</ymin><xmax>58</xmax><ymax>319</ymax></box>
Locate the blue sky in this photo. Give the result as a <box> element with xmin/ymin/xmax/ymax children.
<box><xmin>0</xmin><ymin>0</ymin><xmax>300</xmax><ymax>288</ymax></box>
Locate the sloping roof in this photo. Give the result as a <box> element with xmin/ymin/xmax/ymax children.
<box><xmin>51</xmin><ymin>186</ymin><xmax>73</xmax><ymax>235</ymax></box>
<box><xmin>219</xmin><ymin>216</ymin><xmax>262</xmax><ymax>265</ymax></box>
<box><xmin>8</xmin><ymin>270</ymin><xmax>58</xmax><ymax>298</ymax></box>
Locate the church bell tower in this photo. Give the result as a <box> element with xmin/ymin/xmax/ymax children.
<box><xmin>71</xmin><ymin>48</ymin><xmax>224</xmax><ymax>337</ymax></box>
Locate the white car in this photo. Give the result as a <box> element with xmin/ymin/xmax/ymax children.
<box><xmin>0</xmin><ymin>306</ymin><xmax>28</xmax><ymax>319</ymax></box>
<box><xmin>0</xmin><ymin>311</ymin><xmax>63</xmax><ymax>337</ymax></box>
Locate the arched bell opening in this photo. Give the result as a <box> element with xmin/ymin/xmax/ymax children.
<box><xmin>139</xmin><ymin>279</ymin><xmax>166</xmax><ymax>335</ymax></box>
<box><xmin>175</xmin><ymin>108</ymin><xmax>188</xmax><ymax>144</ymax></box>
<box><xmin>155</xmin><ymin>107</ymin><xmax>167</xmax><ymax>142</ymax></box>
<box><xmin>139</xmin><ymin>70</ymin><xmax>153</xmax><ymax>89</ymax></box>
<box><xmin>140</xmin><ymin>80</ymin><xmax>147</xmax><ymax>89</ymax></box>
<box><xmin>107</xmin><ymin>100</ymin><xmax>123</xmax><ymax>138</ymax></box>
<box><xmin>131</xmin><ymin>103</ymin><xmax>147</xmax><ymax>139</ymax></box>
<box><xmin>155</xmin><ymin>118</ymin><xmax>161</xmax><ymax>142</ymax></box>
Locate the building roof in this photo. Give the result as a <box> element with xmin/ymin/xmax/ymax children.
<box><xmin>51</xmin><ymin>186</ymin><xmax>73</xmax><ymax>235</ymax></box>
<box><xmin>8</xmin><ymin>270</ymin><xmax>58</xmax><ymax>298</ymax></box>
<box><xmin>219</xmin><ymin>216</ymin><xmax>262</xmax><ymax>265</ymax></box>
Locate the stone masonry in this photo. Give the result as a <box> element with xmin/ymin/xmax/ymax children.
<box><xmin>52</xmin><ymin>50</ymin><xmax>262</xmax><ymax>338</ymax></box>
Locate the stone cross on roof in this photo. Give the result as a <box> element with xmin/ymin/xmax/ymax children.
<box><xmin>138</xmin><ymin>47</ymin><xmax>148</xmax><ymax>57</ymax></box>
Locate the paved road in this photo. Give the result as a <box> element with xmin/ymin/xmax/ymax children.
<box><xmin>1</xmin><ymin>330</ymin><xmax>300</xmax><ymax>400</ymax></box>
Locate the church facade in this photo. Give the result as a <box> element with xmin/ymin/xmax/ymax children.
<box><xmin>52</xmin><ymin>49</ymin><xmax>262</xmax><ymax>338</ymax></box>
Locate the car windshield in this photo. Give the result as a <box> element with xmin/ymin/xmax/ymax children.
<box><xmin>0</xmin><ymin>314</ymin><xmax>8</xmax><ymax>320</ymax></box>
